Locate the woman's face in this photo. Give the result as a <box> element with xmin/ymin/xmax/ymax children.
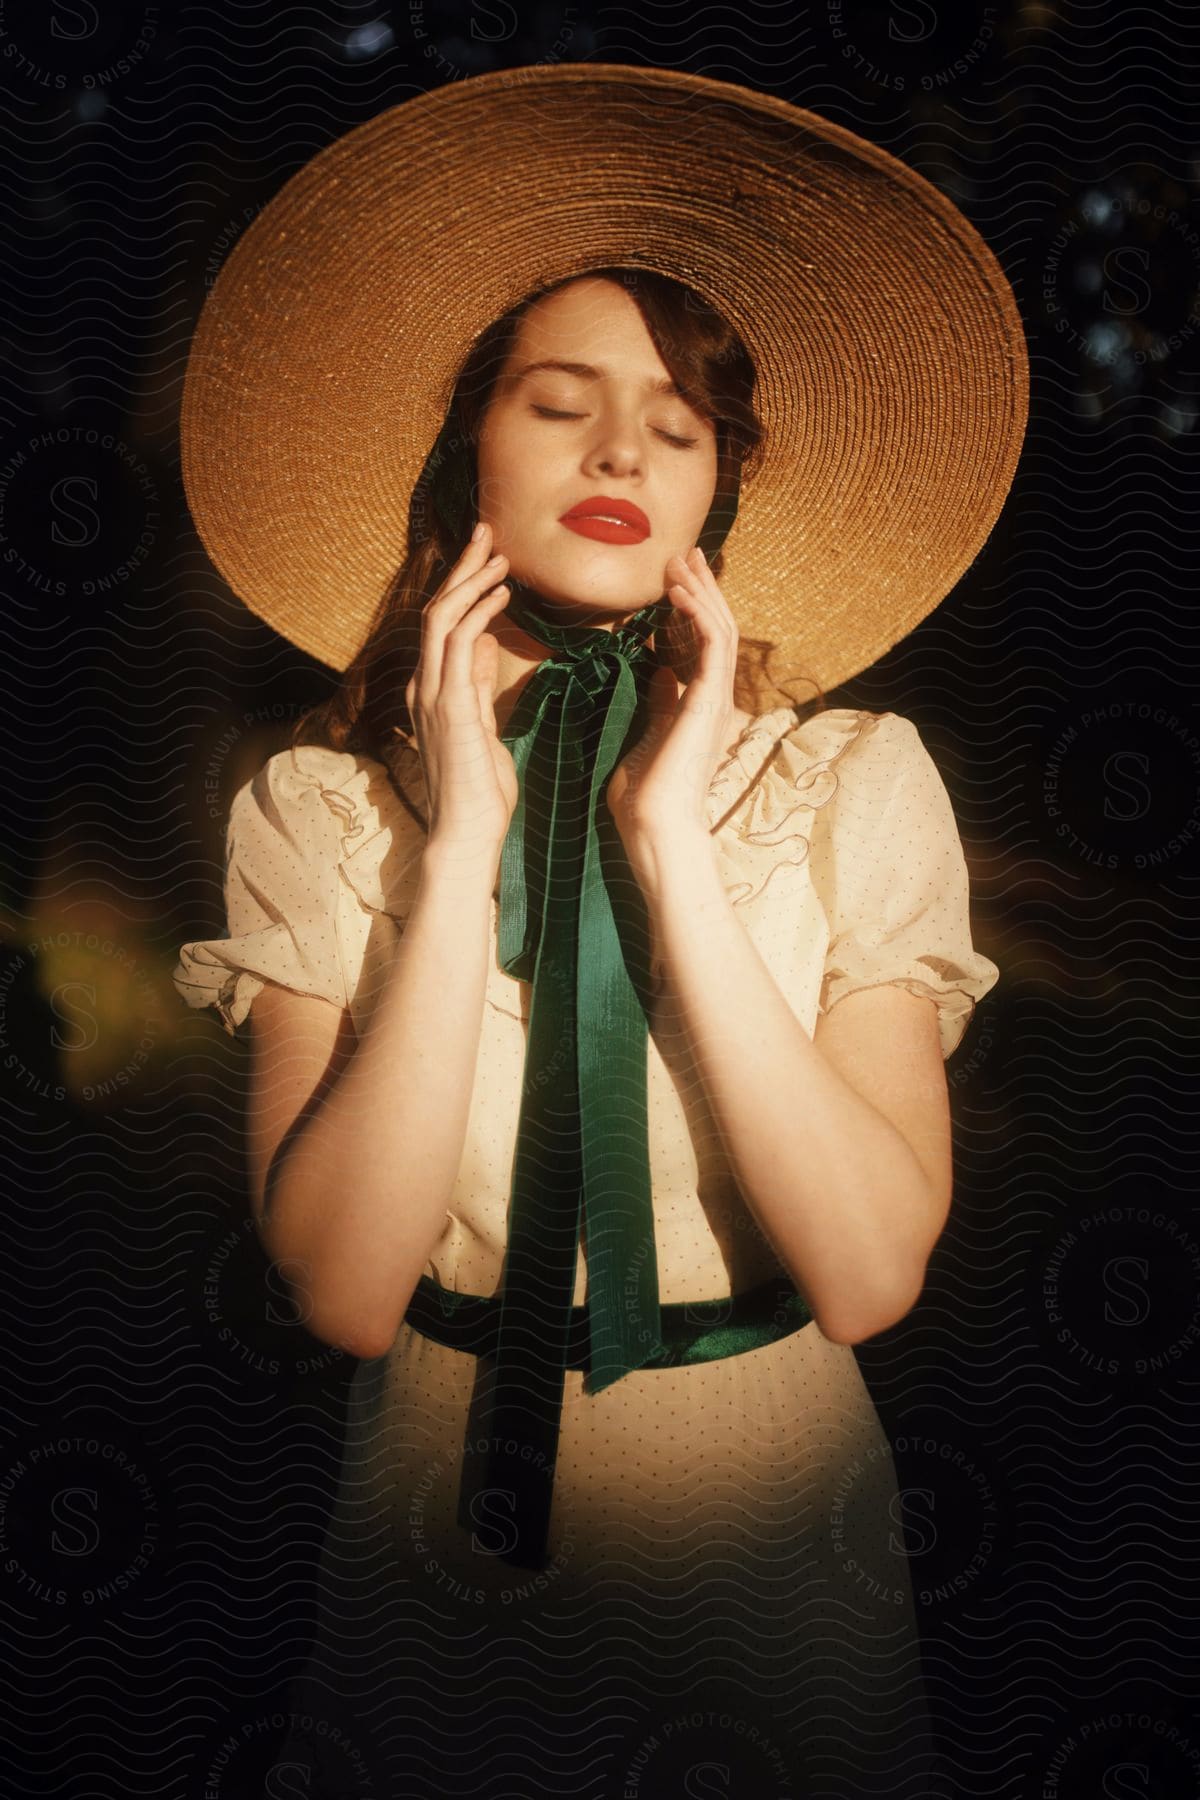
<box><xmin>475</xmin><ymin>277</ymin><xmax>719</xmax><ymax>624</ymax></box>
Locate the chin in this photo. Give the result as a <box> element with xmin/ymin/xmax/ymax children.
<box><xmin>525</xmin><ymin>559</ymin><xmax>661</xmax><ymax>616</ymax></box>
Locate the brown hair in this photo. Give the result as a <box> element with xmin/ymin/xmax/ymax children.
<box><xmin>290</xmin><ymin>266</ymin><xmax>822</xmax><ymax>818</ymax></box>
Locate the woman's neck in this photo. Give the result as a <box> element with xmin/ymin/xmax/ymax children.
<box><xmin>489</xmin><ymin>613</ymin><xmax>560</xmax><ymax>737</ymax></box>
<box><xmin>488</xmin><ymin>611</ymin><xmax>752</xmax><ymax>746</ymax></box>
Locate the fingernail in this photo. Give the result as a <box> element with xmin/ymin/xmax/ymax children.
<box><xmin>472</xmin><ymin>523</ymin><xmax>485</xmax><ymax>542</ymax></box>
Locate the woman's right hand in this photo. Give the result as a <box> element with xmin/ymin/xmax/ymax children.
<box><xmin>405</xmin><ymin>521</ymin><xmax>518</xmax><ymax>861</ymax></box>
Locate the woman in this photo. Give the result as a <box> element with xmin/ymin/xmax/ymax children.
<box><xmin>174</xmin><ymin>64</ymin><xmax>1025</xmax><ymax>1800</ymax></box>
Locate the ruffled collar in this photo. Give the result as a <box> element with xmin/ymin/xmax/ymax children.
<box><xmin>296</xmin><ymin>704</ymin><xmax>877</xmax><ymax>922</ymax></box>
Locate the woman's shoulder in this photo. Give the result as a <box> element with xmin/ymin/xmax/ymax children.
<box><xmin>727</xmin><ymin>705</ymin><xmax>922</xmax><ymax>821</ymax></box>
<box><xmin>237</xmin><ymin>739</ymin><xmax>426</xmax><ymax>920</ymax></box>
<box><xmin>759</xmin><ymin>703</ymin><xmax>974</xmax><ymax>903</ymax></box>
<box><xmin>781</xmin><ymin>705</ymin><xmax>938</xmax><ymax>805</ymax></box>
<box><xmin>772</xmin><ymin>704</ymin><xmax>918</xmax><ymax>769</ymax></box>
<box><xmin>709</xmin><ymin>707</ymin><xmax>927</xmax><ymax>906</ymax></box>
<box><xmin>240</xmin><ymin>740</ymin><xmax>422</xmax><ymax>840</ymax></box>
<box><xmin>771</xmin><ymin>705</ymin><xmax>947</xmax><ymax>838</ymax></box>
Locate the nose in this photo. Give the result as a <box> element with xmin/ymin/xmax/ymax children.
<box><xmin>582</xmin><ymin>404</ymin><xmax>646</xmax><ymax>479</ymax></box>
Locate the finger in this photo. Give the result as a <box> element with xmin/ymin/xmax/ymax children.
<box><xmin>664</xmin><ymin>554</ymin><xmax>705</xmax><ymax>624</ymax></box>
<box><xmin>665</xmin><ymin>549</ymin><xmax>699</xmax><ymax>589</ymax></box>
<box><xmin>456</xmin><ymin>520</ymin><xmax>492</xmax><ymax>569</ymax></box>
<box><xmin>675</xmin><ymin>550</ymin><xmax>718</xmax><ymax>608</ymax></box>
<box><xmin>669</xmin><ymin>577</ymin><xmax>735</xmax><ymax>696</ymax></box>
<box><xmin>428</xmin><ymin>525</ymin><xmax>501</xmax><ymax>635</ymax></box>
<box><xmin>688</xmin><ymin>547</ymin><xmax>739</xmax><ymax>637</ymax></box>
<box><xmin>647</xmin><ymin>659</ymin><xmax>682</xmax><ymax>719</ymax></box>
<box><xmin>667</xmin><ymin>569</ymin><xmax>710</xmax><ymax>622</ymax></box>
<box><xmin>440</xmin><ymin>581</ymin><xmax>510</xmax><ymax>695</ymax></box>
<box><xmin>688</xmin><ymin>547</ymin><xmax>719</xmax><ymax>602</ymax></box>
<box><xmin>666</xmin><ymin>555</ymin><xmax>738</xmax><ymax>695</ymax></box>
<box><xmin>419</xmin><ymin>554</ymin><xmax>508</xmax><ymax>696</ymax></box>
<box><xmin>473</xmin><ymin>631</ymin><xmax>501</xmax><ymax>737</ymax></box>
<box><xmin>677</xmin><ymin>551</ymin><xmax>737</xmax><ymax>645</ymax></box>
<box><xmin>441</xmin><ymin>522</ymin><xmax>495</xmax><ymax>597</ymax></box>
<box><xmin>669</xmin><ymin>553</ymin><xmax>720</xmax><ymax>623</ymax></box>
<box><xmin>439</xmin><ymin>548</ymin><xmax>508</xmax><ymax>609</ymax></box>
<box><xmin>661</xmin><ymin>591</ymin><xmax>700</xmax><ymax>688</ymax></box>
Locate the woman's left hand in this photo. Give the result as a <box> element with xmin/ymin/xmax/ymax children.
<box><xmin>605</xmin><ymin>545</ymin><xmax>738</xmax><ymax>843</ymax></box>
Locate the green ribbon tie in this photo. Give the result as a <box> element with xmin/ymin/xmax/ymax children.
<box><xmin>415</xmin><ymin>397</ymin><xmax>747</xmax><ymax>1573</ymax></box>
<box><xmin>458</xmin><ymin>579</ymin><xmax>674</xmax><ymax>1570</ymax></box>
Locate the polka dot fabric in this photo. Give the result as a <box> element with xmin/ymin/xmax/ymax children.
<box><xmin>810</xmin><ymin>711</ymin><xmax>996</xmax><ymax>1059</ymax></box>
<box><xmin>173</xmin><ymin>707</ymin><xmax>998</xmax><ymax>1798</ymax></box>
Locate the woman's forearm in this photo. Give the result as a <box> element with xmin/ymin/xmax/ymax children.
<box><xmin>626</xmin><ymin>822</ymin><xmax>939</xmax><ymax>1344</ymax></box>
<box><xmin>263</xmin><ymin>840</ymin><xmax>500</xmax><ymax>1358</ymax></box>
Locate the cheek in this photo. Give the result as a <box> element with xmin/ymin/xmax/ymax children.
<box><xmin>683</xmin><ymin>460</ymin><xmax>720</xmax><ymax>529</ymax></box>
<box><xmin>476</xmin><ymin>431</ymin><xmax>518</xmax><ymax>520</ymax></box>
<box><xmin>482</xmin><ymin>469</ymin><xmax>538</xmax><ymax>529</ymax></box>
<box><xmin>687</xmin><ymin>438</ymin><xmax>719</xmax><ymax>496</ymax></box>
<box><xmin>476</xmin><ymin>417</ymin><xmax>547</xmax><ymax>521</ymax></box>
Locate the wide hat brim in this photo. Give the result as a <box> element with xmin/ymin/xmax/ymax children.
<box><xmin>180</xmin><ymin>61</ymin><xmax>1028</xmax><ymax>704</ymax></box>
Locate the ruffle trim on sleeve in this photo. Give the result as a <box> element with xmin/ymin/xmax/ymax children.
<box><xmin>289</xmin><ymin>743</ymin><xmax>541</xmax><ymax>1024</ymax></box>
<box><xmin>173</xmin><ymin>937</ymin><xmax>345</xmax><ymax>1037</ymax></box>
<box><xmin>313</xmin><ymin>745</ymin><xmax>541</xmax><ymax>1024</ymax></box>
<box><xmin>173</xmin><ymin>743</ymin><xmax>389</xmax><ymax>1033</ymax></box>
<box><xmin>304</xmin><ymin>744</ymin><xmax>428</xmax><ymax>924</ymax></box>
<box><xmin>819</xmin><ymin>956</ymin><xmax>994</xmax><ymax>1061</ymax></box>
<box><xmin>707</xmin><ymin>707</ymin><xmax>877</xmax><ymax>909</ymax></box>
<box><xmin>805</xmin><ymin>711</ymin><xmax>1000</xmax><ymax>1060</ymax></box>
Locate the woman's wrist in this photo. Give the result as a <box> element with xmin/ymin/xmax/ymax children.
<box><xmin>420</xmin><ymin>830</ymin><xmax>506</xmax><ymax>896</ymax></box>
<box><xmin>615</xmin><ymin>815</ymin><xmax>720</xmax><ymax>899</ymax></box>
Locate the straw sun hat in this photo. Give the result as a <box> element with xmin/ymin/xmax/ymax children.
<box><xmin>180</xmin><ymin>61</ymin><xmax>1028</xmax><ymax>703</ymax></box>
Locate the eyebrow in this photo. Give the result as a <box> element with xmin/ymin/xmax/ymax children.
<box><xmin>510</xmin><ymin>359</ymin><xmax>683</xmax><ymax>397</ymax></box>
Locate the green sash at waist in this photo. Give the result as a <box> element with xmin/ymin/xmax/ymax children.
<box><xmin>401</xmin><ymin>1270</ymin><xmax>814</xmax><ymax>1569</ymax></box>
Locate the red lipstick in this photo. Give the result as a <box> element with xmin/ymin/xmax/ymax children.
<box><xmin>559</xmin><ymin>496</ymin><xmax>650</xmax><ymax>545</ymax></box>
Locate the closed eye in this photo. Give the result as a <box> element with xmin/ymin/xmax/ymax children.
<box><xmin>530</xmin><ymin>404</ymin><xmax>699</xmax><ymax>449</ymax></box>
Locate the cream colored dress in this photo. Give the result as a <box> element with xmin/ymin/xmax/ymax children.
<box><xmin>174</xmin><ymin>705</ymin><xmax>998</xmax><ymax>1800</ymax></box>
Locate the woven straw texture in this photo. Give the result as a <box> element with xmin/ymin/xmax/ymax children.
<box><xmin>181</xmin><ymin>62</ymin><xmax>1028</xmax><ymax>703</ymax></box>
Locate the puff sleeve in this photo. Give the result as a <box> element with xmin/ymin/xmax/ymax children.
<box><xmin>173</xmin><ymin>750</ymin><xmax>351</xmax><ymax>1035</ymax></box>
<box><xmin>814</xmin><ymin>713</ymin><xmax>999</xmax><ymax>1059</ymax></box>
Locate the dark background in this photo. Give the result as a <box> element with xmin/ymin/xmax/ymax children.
<box><xmin>2</xmin><ymin>2</ymin><xmax>1198</xmax><ymax>1795</ymax></box>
